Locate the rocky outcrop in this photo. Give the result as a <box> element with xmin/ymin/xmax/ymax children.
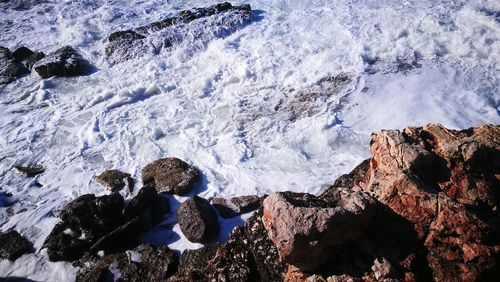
<box><xmin>96</xmin><ymin>169</ymin><xmax>133</xmax><ymax>192</ymax></box>
<box><xmin>211</xmin><ymin>195</ymin><xmax>261</xmax><ymax>218</ymax></box>
<box><xmin>33</xmin><ymin>46</ymin><xmax>90</xmax><ymax>79</ymax></box>
<box><xmin>77</xmin><ymin>244</ymin><xmax>178</xmax><ymax>282</ymax></box>
<box><xmin>0</xmin><ymin>46</ymin><xmax>29</xmax><ymax>84</ymax></box>
<box><xmin>14</xmin><ymin>165</ymin><xmax>45</xmax><ymax>177</ymax></box>
<box><xmin>176</xmin><ymin>196</ymin><xmax>219</xmax><ymax>243</ymax></box>
<box><xmin>141</xmin><ymin>157</ymin><xmax>199</xmax><ymax>195</ymax></box>
<box><xmin>262</xmin><ymin>190</ymin><xmax>376</xmax><ymax>271</ymax></box>
<box><xmin>43</xmin><ymin>187</ymin><xmax>169</xmax><ymax>262</ymax></box>
<box><xmin>0</xmin><ymin>230</ymin><xmax>32</xmax><ymax>260</ymax></box>
<box><xmin>104</xmin><ymin>2</ymin><xmax>253</xmax><ymax>62</ymax></box>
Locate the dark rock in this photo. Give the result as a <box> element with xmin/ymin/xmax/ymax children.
<box><xmin>33</xmin><ymin>46</ymin><xmax>90</xmax><ymax>79</ymax></box>
<box><xmin>141</xmin><ymin>157</ymin><xmax>199</xmax><ymax>195</ymax></box>
<box><xmin>14</xmin><ymin>165</ymin><xmax>45</xmax><ymax>177</ymax></box>
<box><xmin>176</xmin><ymin>196</ymin><xmax>218</xmax><ymax>243</ymax></box>
<box><xmin>25</xmin><ymin>51</ymin><xmax>45</xmax><ymax>70</ymax></box>
<box><xmin>0</xmin><ymin>46</ymin><xmax>28</xmax><ymax>84</ymax></box>
<box><xmin>123</xmin><ymin>185</ymin><xmax>169</xmax><ymax>226</ymax></box>
<box><xmin>12</xmin><ymin>46</ymin><xmax>34</xmax><ymax>62</ymax></box>
<box><xmin>43</xmin><ymin>222</ymin><xmax>92</xmax><ymax>262</ymax></box>
<box><xmin>0</xmin><ymin>230</ymin><xmax>32</xmax><ymax>260</ymax></box>
<box><xmin>89</xmin><ymin>217</ymin><xmax>143</xmax><ymax>254</ymax></box>
<box><xmin>77</xmin><ymin>244</ymin><xmax>178</xmax><ymax>282</ymax></box>
<box><xmin>96</xmin><ymin>169</ymin><xmax>133</xmax><ymax>192</ymax></box>
<box><xmin>211</xmin><ymin>195</ymin><xmax>260</xmax><ymax>218</ymax></box>
<box><xmin>105</xmin><ymin>3</ymin><xmax>253</xmax><ymax>62</ymax></box>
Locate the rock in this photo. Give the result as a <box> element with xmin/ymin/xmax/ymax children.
<box><xmin>262</xmin><ymin>189</ymin><xmax>376</xmax><ymax>271</ymax></box>
<box><xmin>0</xmin><ymin>46</ymin><xmax>28</xmax><ymax>84</ymax></box>
<box><xmin>77</xmin><ymin>244</ymin><xmax>178</xmax><ymax>282</ymax></box>
<box><xmin>141</xmin><ymin>157</ymin><xmax>199</xmax><ymax>195</ymax></box>
<box><xmin>105</xmin><ymin>3</ymin><xmax>253</xmax><ymax>62</ymax></box>
<box><xmin>43</xmin><ymin>222</ymin><xmax>93</xmax><ymax>262</ymax></box>
<box><xmin>210</xmin><ymin>195</ymin><xmax>261</xmax><ymax>218</ymax></box>
<box><xmin>33</xmin><ymin>46</ymin><xmax>90</xmax><ymax>79</ymax></box>
<box><xmin>176</xmin><ymin>196</ymin><xmax>218</xmax><ymax>243</ymax></box>
<box><xmin>12</xmin><ymin>46</ymin><xmax>34</xmax><ymax>62</ymax></box>
<box><xmin>25</xmin><ymin>51</ymin><xmax>45</xmax><ymax>70</ymax></box>
<box><xmin>123</xmin><ymin>185</ymin><xmax>169</xmax><ymax>225</ymax></box>
<box><xmin>14</xmin><ymin>165</ymin><xmax>45</xmax><ymax>177</ymax></box>
<box><xmin>96</xmin><ymin>169</ymin><xmax>133</xmax><ymax>192</ymax></box>
<box><xmin>0</xmin><ymin>230</ymin><xmax>32</xmax><ymax>260</ymax></box>
<box><xmin>88</xmin><ymin>217</ymin><xmax>143</xmax><ymax>254</ymax></box>
<box><xmin>357</xmin><ymin>123</ymin><xmax>500</xmax><ymax>280</ymax></box>
<box><xmin>371</xmin><ymin>258</ymin><xmax>395</xmax><ymax>280</ymax></box>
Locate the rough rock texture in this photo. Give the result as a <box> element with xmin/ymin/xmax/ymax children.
<box><xmin>142</xmin><ymin>157</ymin><xmax>199</xmax><ymax>195</ymax></box>
<box><xmin>43</xmin><ymin>188</ymin><xmax>169</xmax><ymax>262</ymax></box>
<box><xmin>105</xmin><ymin>2</ymin><xmax>253</xmax><ymax>62</ymax></box>
<box><xmin>77</xmin><ymin>244</ymin><xmax>177</xmax><ymax>282</ymax></box>
<box><xmin>262</xmin><ymin>190</ymin><xmax>376</xmax><ymax>271</ymax></box>
<box><xmin>211</xmin><ymin>195</ymin><xmax>261</xmax><ymax>218</ymax></box>
<box><xmin>96</xmin><ymin>169</ymin><xmax>133</xmax><ymax>192</ymax></box>
<box><xmin>0</xmin><ymin>46</ymin><xmax>28</xmax><ymax>84</ymax></box>
<box><xmin>176</xmin><ymin>196</ymin><xmax>219</xmax><ymax>243</ymax></box>
<box><xmin>0</xmin><ymin>230</ymin><xmax>32</xmax><ymax>260</ymax></box>
<box><xmin>169</xmin><ymin>209</ymin><xmax>286</xmax><ymax>281</ymax></box>
<box><xmin>33</xmin><ymin>46</ymin><xmax>89</xmax><ymax>79</ymax></box>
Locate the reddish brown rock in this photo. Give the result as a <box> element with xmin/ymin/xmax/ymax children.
<box><xmin>96</xmin><ymin>169</ymin><xmax>133</xmax><ymax>192</ymax></box>
<box><xmin>262</xmin><ymin>189</ymin><xmax>376</xmax><ymax>271</ymax></box>
<box><xmin>141</xmin><ymin>157</ymin><xmax>199</xmax><ymax>195</ymax></box>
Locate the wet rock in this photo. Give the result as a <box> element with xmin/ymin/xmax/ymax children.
<box><xmin>43</xmin><ymin>222</ymin><xmax>93</xmax><ymax>262</ymax></box>
<box><xmin>0</xmin><ymin>46</ymin><xmax>28</xmax><ymax>84</ymax></box>
<box><xmin>105</xmin><ymin>3</ymin><xmax>253</xmax><ymax>62</ymax></box>
<box><xmin>141</xmin><ymin>157</ymin><xmax>199</xmax><ymax>195</ymax></box>
<box><xmin>262</xmin><ymin>189</ymin><xmax>376</xmax><ymax>271</ymax></box>
<box><xmin>77</xmin><ymin>244</ymin><xmax>178</xmax><ymax>282</ymax></box>
<box><xmin>88</xmin><ymin>217</ymin><xmax>143</xmax><ymax>254</ymax></box>
<box><xmin>96</xmin><ymin>169</ymin><xmax>133</xmax><ymax>192</ymax></box>
<box><xmin>210</xmin><ymin>195</ymin><xmax>260</xmax><ymax>218</ymax></box>
<box><xmin>123</xmin><ymin>185</ymin><xmax>169</xmax><ymax>225</ymax></box>
<box><xmin>33</xmin><ymin>46</ymin><xmax>90</xmax><ymax>79</ymax></box>
<box><xmin>176</xmin><ymin>196</ymin><xmax>218</xmax><ymax>243</ymax></box>
<box><xmin>25</xmin><ymin>51</ymin><xmax>45</xmax><ymax>70</ymax></box>
<box><xmin>12</xmin><ymin>46</ymin><xmax>34</xmax><ymax>62</ymax></box>
<box><xmin>0</xmin><ymin>230</ymin><xmax>32</xmax><ymax>260</ymax></box>
<box><xmin>14</xmin><ymin>165</ymin><xmax>45</xmax><ymax>177</ymax></box>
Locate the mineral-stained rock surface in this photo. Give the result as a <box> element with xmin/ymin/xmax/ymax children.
<box><xmin>96</xmin><ymin>169</ymin><xmax>134</xmax><ymax>192</ymax></box>
<box><xmin>0</xmin><ymin>230</ymin><xmax>32</xmax><ymax>260</ymax></box>
<box><xmin>33</xmin><ymin>46</ymin><xmax>90</xmax><ymax>79</ymax></box>
<box><xmin>262</xmin><ymin>189</ymin><xmax>376</xmax><ymax>271</ymax></box>
<box><xmin>43</xmin><ymin>187</ymin><xmax>169</xmax><ymax>262</ymax></box>
<box><xmin>77</xmin><ymin>244</ymin><xmax>178</xmax><ymax>282</ymax></box>
<box><xmin>176</xmin><ymin>196</ymin><xmax>219</xmax><ymax>243</ymax></box>
<box><xmin>104</xmin><ymin>2</ymin><xmax>253</xmax><ymax>62</ymax></box>
<box><xmin>142</xmin><ymin>157</ymin><xmax>199</xmax><ymax>195</ymax></box>
<box><xmin>211</xmin><ymin>195</ymin><xmax>261</xmax><ymax>218</ymax></box>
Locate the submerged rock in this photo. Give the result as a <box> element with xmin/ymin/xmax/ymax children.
<box><xmin>14</xmin><ymin>165</ymin><xmax>45</xmax><ymax>177</ymax></box>
<box><xmin>96</xmin><ymin>169</ymin><xmax>134</xmax><ymax>192</ymax></box>
<box><xmin>211</xmin><ymin>195</ymin><xmax>261</xmax><ymax>218</ymax></box>
<box><xmin>104</xmin><ymin>2</ymin><xmax>253</xmax><ymax>62</ymax></box>
<box><xmin>176</xmin><ymin>196</ymin><xmax>219</xmax><ymax>243</ymax></box>
<box><xmin>33</xmin><ymin>46</ymin><xmax>90</xmax><ymax>79</ymax></box>
<box><xmin>77</xmin><ymin>244</ymin><xmax>178</xmax><ymax>282</ymax></box>
<box><xmin>141</xmin><ymin>157</ymin><xmax>199</xmax><ymax>195</ymax></box>
<box><xmin>0</xmin><ymin>230</ymin><xmax>32</xmax><ymax>260</ymax></box>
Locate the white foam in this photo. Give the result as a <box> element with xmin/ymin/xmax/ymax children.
<box><xmin>0</xmin><ymin>0</ymin><xmax>498</xmax><ymax>280</ymax></box>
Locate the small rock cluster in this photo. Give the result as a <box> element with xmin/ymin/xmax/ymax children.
<box><xmin>0</xmin><ymin>45</ymin><xmax>90</xmax><ymax>84</ymax></box>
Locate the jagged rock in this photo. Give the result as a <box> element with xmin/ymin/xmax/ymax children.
<box><xmin>0</xmin><ymin>46</ymin><xmax>28</xmax><ymax>84</ymax></box>
<box><xmin>25</xmin><ymin>51</ymin><xmax>45</xmax><ymax>70</ymax></box>
<box><xmin>356</xmin><ymin>123</ymin><xmax>500</xmax><ymax>281</ymax></box>
<box><xmin>262</xmin><ymin>189</ymin><xmax>376</xmax><ymax>271</ymax></box>
<box><xmin>122</xmin><ymin>185</ymin><xmax>169</xmax><ymax>225</ymax></box>
<box><xmin>43</xmin><ymin>186</ymin><xmax>172</xmax><ymax>263</ymax></box>
<box><xmin>0</xmin><ymin>230</ymin><xmax>32</xmax><ymax>260</ymax></box>
<box><xmin>33</xmin><ymin>46</ymin><xmax>90</xmax><ymax>79</ymax></box>
<box><xmin>141</xmin><ymin>157</ymin><xmax>199</xmax><ymax>195</ymax></box>
<box><xmin>14</xmin><ymin>165</ymin><xmax>45</xmax><ymax>177</ymax></box>
<box><xmin>176</xmin><ymin>196</ymin><xmax>218</xmax><ymax>243</ymax></box>
<box><xmin>371</xmin><ymin>258</ymin><xmax>395</xmax><ymax>280</ymax></box>
<box><xmin>96</xmin><ymin>169</ymin><xmax>133</xmax><ymax>192</ymax></box>
<box><xmin>105</xmin><ymin>2</ymin><xmax>253</xmax><ymax>62</ymax></box>
<box><xmin>169</xmin><ymin>209</ymin><xmax>286</xmax><ymax>281</ymax></box>
<box><xmin>210</xmin><ymin>195</ymin><xmax>260</xmax><ymax>218</ymax></box>
<box><xmin>77</xmin><ymin>244</ymin><xmax>177</xmax><ymax>282</ymax></box>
